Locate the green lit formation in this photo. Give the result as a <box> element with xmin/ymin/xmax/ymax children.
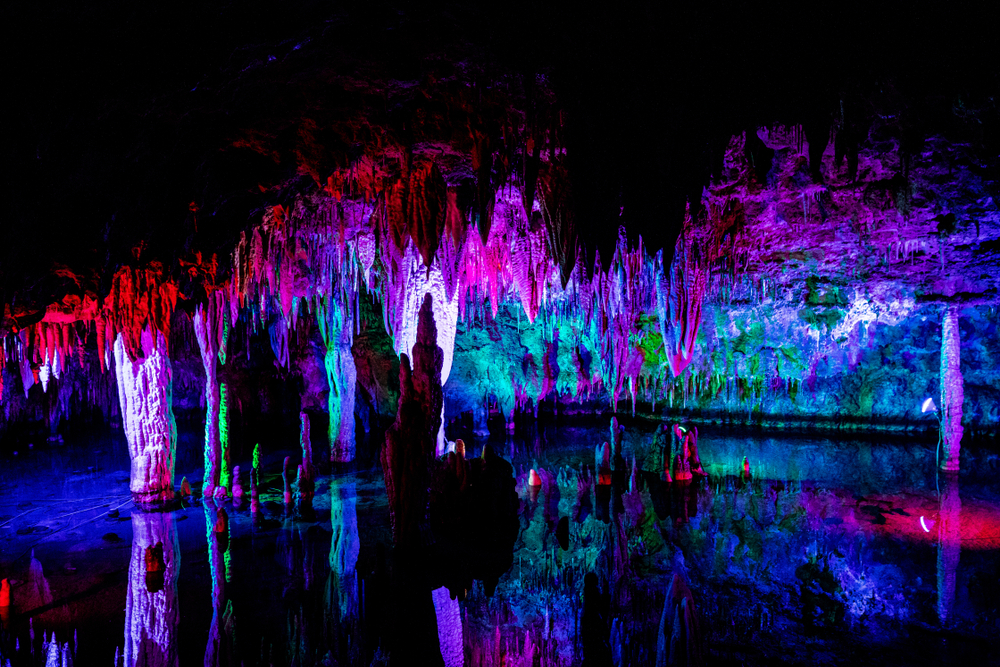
<box><xmin>219</xmin><ymin>382</ymin><xmax>231</xmax><ymax>492</ymax></box>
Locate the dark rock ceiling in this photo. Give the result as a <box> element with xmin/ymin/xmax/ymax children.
<box><xmin>3</xmin><ymin>0</ymin><xmax>999</xmax><ymax>318</ymax></box>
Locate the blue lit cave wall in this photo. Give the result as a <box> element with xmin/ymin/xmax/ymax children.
<box><xmin>445</xmin><ymin>300</ymin><xmax>1000</xmax><ymax>435</ymax></box>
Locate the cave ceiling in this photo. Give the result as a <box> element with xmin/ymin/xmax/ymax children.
<box><xmin>3</xmin><ymin>0</ymin><xmax>1000</xmax><ymax>329</ymax></box>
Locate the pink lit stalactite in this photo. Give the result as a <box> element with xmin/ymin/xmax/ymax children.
<box><xmin>937</xmin><ymin>472</ymin><xmax>961</xmax><ymax>626</ymax></box>
<box><xmin>392</xmin><ymin>244</ymin><xmax>459</xmax><ymax>456</ymax></box>
<box><xmin>940</xmin><ymin>306</ymin><xmax>963</xmax><ymax>472</ymax></box>
<box><xmin>125</xmin><ymin>512</ymin><xmax>179</xmax><ymax>667</ymax></box>
<box><xmin>656</xmin><ymin>239</ymin><xmax>707</xmax><ymax>379</ymax></box>
<box><xmin>114</xmin><ymin>329</ymin><xmax>176</xmax><ymax>510</ymax></box>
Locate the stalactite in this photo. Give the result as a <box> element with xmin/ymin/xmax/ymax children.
<box><xmin>656</xmin><ymin>236</ymin><xmax>707</xmax><ymax>379</ymax></box>
<box><xmin>114</xmin><ymin>329</ymin><xmax>176</xmax><ymax>510</ymax></box>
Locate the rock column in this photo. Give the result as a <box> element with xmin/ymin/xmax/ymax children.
<box><xmin>940</xmin><ymin>306</ymin><xmax>963</xmax><ymax>472</ymax></box>
<box><xmin>114</xmin><ymin>329</ymin><xmax>176</xmax><ymax>509</ymax></box>
<box><xmin>194</xmin><ymin>295</ymin><xmax>226</xmax><ymax>496</ymax></box>
<box><xmin>326</xmin><ymin>322</ymin><xmax>357</xmax><ymax>463</ymax></box>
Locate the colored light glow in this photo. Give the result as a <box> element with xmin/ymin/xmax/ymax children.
<box><xmin>219</xmin><ymin>382</ymin><xmax>231</xmax><ymax>491</ymax></box>
<box><xmin>920</xmin><ymin>516</ymin><xmax>930</xmax><ymax>532</ymax></box>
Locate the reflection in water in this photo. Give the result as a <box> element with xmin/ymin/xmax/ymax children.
<box><xmin>327</xmin><ymin>479</ymin><xmax>361</xmax><ymax>664</ymax></box>
<box><xmin>204</xmin><ymin>504</ymin><xmax>235</xmax><ymax>666</ymax></box>
<box><xmin>126</xmin><ymin>512</ymin><xmax>179</xmax><ymax>667</ymax></box>
<box><xmin>431</xmin><ymin>586</ymin><xmax>463</xmax><ymax>667</ymax></box>
<box><xmin>937</xmin><ymin>473</ymin><xmax>961</xmax><ymax>626</ymax></box>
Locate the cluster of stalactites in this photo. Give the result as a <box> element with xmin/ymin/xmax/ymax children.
<box><xmin>228</xmin><ymin>182</ymin><xmax>710</xmax><ymax>421</ymax></box>
<box><xmin>0</xmin><ymin>262</ymin><xmax>191</xmax><ymax>407</ymax></box>
<box><xmin>232</xmin><ymin>200</ymin><xmax>372</xmax><ymax>368</ymax></box>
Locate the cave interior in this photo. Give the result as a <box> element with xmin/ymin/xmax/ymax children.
<box><xmin>1</xmin><ymin>2</ymin><xmax>1000</xmax><ymax>666</ymax></box>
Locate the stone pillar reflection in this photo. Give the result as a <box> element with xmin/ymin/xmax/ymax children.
<box><xmin>328</xmin><ymin>479</ymin><xmax>361</xmax><ymax>663</ymax></box>
<box><xmin>940</xmin><ymin>306</ymin><xmax>963</xmax><ymax>472</ymax></box>
<box><xmin>125</xmin><ymin>512</ymin><xmax>179</xmax><ymax>667</ymax></box>
<box><xmin>204</xmin><ymin>505</ymin><xmax>233</xmax><ymax>666</ymax></box>
<box><xmin>937</xmin><ymin>472</ymin><xmax>961</xmax><ymax>626</ymax></box>
<box><xmin>114</xmin><ymin>329</ymin><xmax>177</xmax><ymax>510</ymax></box>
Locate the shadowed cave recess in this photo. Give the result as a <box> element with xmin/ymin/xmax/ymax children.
<box><xmin>2</xmin><ymin>2</ymin><xmax>1000</xmax><ymax>665</ymax></box>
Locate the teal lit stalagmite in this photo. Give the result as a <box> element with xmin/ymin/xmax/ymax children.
<box><xmin>940</xmin><ymin>306</ymin><xmax>963</xmax><ymax>472</ymax></box>
<box><xmin>317</xmin><ymin>295</ymin><xmax>357</xmax><ymax>463</ymax></box>
<box><xmin>126</xmin><ymin>512</ymin><xmax>179</xmax><ymax>667</ymax></box>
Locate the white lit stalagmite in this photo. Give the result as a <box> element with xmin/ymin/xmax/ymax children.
<box><xmin>940</xmin><ymin>306</ymin><xmax>963</xmax><ymax>472</ymax></box>
<box><xmin>114</xmin><ymin>328</ymin><xmax>177</xmax><ymax>509</ymax></box>
<box><xmin>391</xmin><ymin>244</ymin><xmax>459</xmax><ymax>455</ymax></box>
<box><xmin>125</xmin><ymin>511</ymin><xmax>179</xmax><ymax>667</ymax></box>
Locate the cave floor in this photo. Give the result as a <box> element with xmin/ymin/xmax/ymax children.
<box><xmin>1</xmin><ymin>421</ymin><xmax>998</xmax><ymax>666</ymax></box>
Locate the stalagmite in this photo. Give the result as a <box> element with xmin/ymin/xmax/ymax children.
<box><xmin>231</xmin><ymin>466</ymin><xmax>243</xmax><ymax>506</ymax></box>
<box><xmin>939</xmin><ymin>306</ymin><xmax>963</xmax><ymax>472</ymax></box>
<box><xmin>299</xmin><ymin>412</ymin><xmax>314</xmax><ymax>491</ymax></box>
<box><xmin>125</xmin><ymin>512</ymin><xmax>179</xmax><ymax>667</ymax></box>
<box><xmin>114</xmin><ymin>329</ymin><xmax>176</xmax><ymax>510</ymax></box>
